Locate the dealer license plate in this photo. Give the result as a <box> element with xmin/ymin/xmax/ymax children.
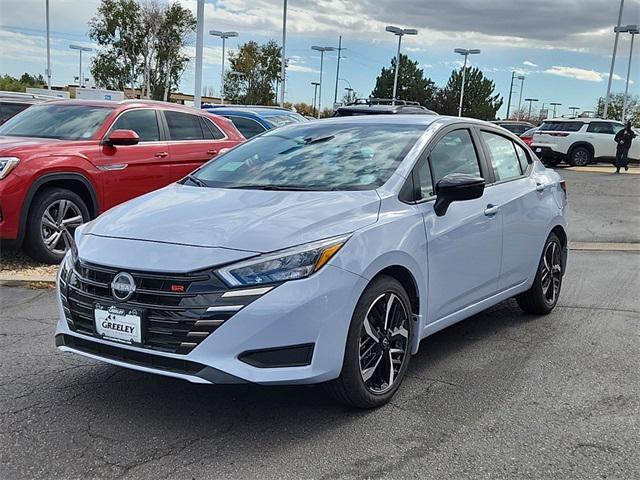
<box><xmin>94</xmin><ymin>303</ymin><xmax>143</xmax><ymax>344</ymax></box>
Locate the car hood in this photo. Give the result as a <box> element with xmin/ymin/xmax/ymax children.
<box><xmin>84</xmin><ymin>183</ymin><xmax>381</xmax><ymax>252</ymax></box>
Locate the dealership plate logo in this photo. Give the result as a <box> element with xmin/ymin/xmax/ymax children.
<box><xmin>111</xmin><ymin>272</ymin><xmax>136</xmax><ymax>302</ymax></box>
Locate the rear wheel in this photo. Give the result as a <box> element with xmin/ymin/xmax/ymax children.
<box><xmin>24</xmin><ymin>188</ymin><xmax>89</xmax><ymax>264</ymax></box>
<box><xmin>516</xmin><ymin>233</ymin><xmax>563</xmax><ymax>314</ymax></box>
<box><xmin>568</xmin><ymin>146</ymin><xmax>592</xmax><ymax>167</ymax></box>
<box><xmin>324</xmin><ymin>276</ymin><xmax>413</xmax><ymax>408</ymax></box>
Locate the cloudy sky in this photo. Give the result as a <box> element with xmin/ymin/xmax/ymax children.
<box><xmin>1</xmin><ymin>0</ymin><xmax>639</xmax><ymax>117</ymax></box>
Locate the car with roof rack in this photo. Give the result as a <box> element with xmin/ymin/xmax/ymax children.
<box><xmin>531</xmin><ymin>117</ymin><xmax>640</xmax><ymax>166</ymax></box>
<box><xmin>333</xmin><ymin>98</ymin><xmax>437</xmax><ymax>117</ymax></box>
<box><xmin>0</xmin><ymin>99</ymin><xmax>244</xmax><ymax>263</ymax></box>
<box><xmin>203</xmin><ymin>105</ymin><xmax>307</xmax><ymax>139</ymax></box>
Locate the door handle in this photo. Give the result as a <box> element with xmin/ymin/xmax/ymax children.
<box><xmin>207</xmin><ymin>149</ymin><xmax>218</xmax><ymax>155</ymax></box>
<box><xmin>484</xmin><ymin>204</ymin><xmax>500</xmax><ymax>216</ymax></box>
<box><xmin>154</xmin><ymin>151</ymin><xmax>168</xmax><ymax>158</ymax></box>
<box><xmin>536</xmin><ymin>183</ymin><xmax>546</xmax><ymax>192</ymax></box>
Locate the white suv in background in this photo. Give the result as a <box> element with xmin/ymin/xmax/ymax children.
<box><xmin>531</xmin><ymin>118</ymin><xmax>639</xmax><ymax>167</ymax></box>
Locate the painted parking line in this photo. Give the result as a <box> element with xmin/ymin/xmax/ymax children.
<box><xmin>564</xmin><ymin>166</ymin><xmax>640</xmax><ymax>174</ymax></box>
<box><xmin>570</xmin><ymin>242</ymin><xmax>640</xmax><ymax>252</ymax></box>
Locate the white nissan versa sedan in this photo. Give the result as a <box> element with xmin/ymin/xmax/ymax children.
<box><xmin>55</xmin><ymin>115</ymin><xmax>568</xmax><ymax>408</ymax></box>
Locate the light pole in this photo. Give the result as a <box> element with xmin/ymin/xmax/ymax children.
<box><xmin>312</xmin><ymin>46</ymin><xmax>336</xmax><ymax>118</ymax></box>
<box><xmin>280</xmin><ymin>0</ymin><xmax>288</xmax><ymax>107</ymax></box>
<box><xmin>453</xmin><ymin>48</ymin><xmax>480</xmax><ymax>117</ymax></box>
<box><xmin>517</xmin><ymin>76</ymin><xmax>526</xmax><ymax>120</ymax></box>
<box><xmin>604</xmin><ymin>0</ymin><xmax>626</xmax><ymax>118</ymax></box>
<box><xmin>193</xmin><ymin>0</ymin><xmax>204</xmax><ymax>108</ymax></box>
<box><xmin>385</xmin><ymin>25</ymin><xmax>418</xmax><ymax>105</ymax></box>
<box><xmin>45</xmin><ymin>0</ymin><xmax>51</xmax><ymax>89</ymax></box>
<box><xmin>209</xmin><ymin>30</ymin><xmax>238</xmax><ymax>105</ymax></box>
<box><xmin>524</xmin><ymin>98</ymin><xmax>538</xmax><ymax>119</ymax></box>
<box><xmin>333</xmin><ymin>36</ymin><xmax>347</xmax><ymax>105</ymax></box>
<box><xmin>550</xmin><ymin>102</ymin><xmax>562</xmax><ymax>118</ymax></box>
<box><xmin>616</xmin><ymin>24</ymin><xmax>639</xmax><ymax>121</ymax></box>
<box><xmin>569</xmin><ymin>106</ymin><xmax>580</xmax><ymax>117</ymax></box>
<box><xmin>311</xmin><ymin>81</ymin><xmax>320</xmax><ymax>117</ymax></box>
<box><xmin>506</xmin><ymin>73</ymin><xmax>524</xmax><ymax>119</ymax></box>
<box><xmin>69</xmin><ymin>45</ymin><xmax>92</xmax><ymax>88</ymax></box>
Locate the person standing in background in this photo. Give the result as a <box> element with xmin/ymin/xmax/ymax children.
<box><xmin>614</xmin><ymin>122</ymin><xmax>636</xmax><ymax>173</ymax></box>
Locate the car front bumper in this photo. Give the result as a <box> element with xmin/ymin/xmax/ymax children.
<box><xmin>55</xmin><ymin>263</ymin><xmax>367</xmax><ymax>385</ymax></box>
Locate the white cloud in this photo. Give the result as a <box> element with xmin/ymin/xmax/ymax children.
<box><xmin>543</xmin><ymin>66</ymin><xmax>602</xmax><ymax>82</ymax></box>
<box><xmin>523</xmin><ymin>60</ymin><xmax>538</xmax><ymax>67</ymax></box>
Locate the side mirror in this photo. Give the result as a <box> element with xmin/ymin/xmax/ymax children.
<box><xmin>103</xmin><ymin>129</ymin><xmax>139</xmax><ymax>146</ymax></box>
<box><xmin>433</xmin><ymin>173</ymin><xmax>485</xmax><ymax>217</ymax></box>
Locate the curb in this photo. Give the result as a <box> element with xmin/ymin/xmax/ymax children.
<box><xmin>0</xmin><ymin>274</ymin><xmax>57</xmax><ymax>285</ymax></box>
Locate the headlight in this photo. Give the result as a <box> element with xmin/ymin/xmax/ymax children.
<box><xmin>0</xmin><ymin>157</ymin><xmax>20</xmax><ymax>179</ymax></box>
<box><xmin>216</xmin><ymin>234</ymin><xmax>350</xmax><ymax>286</ymax></box>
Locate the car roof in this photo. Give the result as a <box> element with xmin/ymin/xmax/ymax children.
<box><xmin>492</xmin><ymin>120</ymin><xmax>534</xmax><ymax>126</ymax></box>
<box><xmin>294</xmin><ymin>114</ymin><xmax>495</xmax><ymax>128</ymax></box>
<box><xmin>204</xmin><ymin>105</ymin><xmax>300</xmax><ymax>117</ymax></box>
<box><xmin>541</xmin><ymin>117</ymin><xmax>620</xmax><ymax>124</ymax></box>
<box><xmin>35</xmin><ymin>98</ymin><xmax>214</xmax><ymax>115</ymax></box>
<box><xmin>334</xmin><ymin>104</ymin><xmax>437</xmax><ymax>115</ymax></box>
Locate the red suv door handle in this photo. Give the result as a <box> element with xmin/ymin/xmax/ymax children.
<box><xmin>207</xmin><ymin>149</ymin><xmax>218</xmax><ymax>155</ymax></box>
<box><xmin>155</xmin><ymin>151</ymin><xmax>168</xmax><ymax>158</ymax></box>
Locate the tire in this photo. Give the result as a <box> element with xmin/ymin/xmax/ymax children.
<box><xmin>568</xmin><ymin>146</ymin><xmax>592</xmax><ymax>167</ymax></box>
<box><xmin>324</xmin><ymin>275</ymin><xmax>413</xmax><ymax>409</ymax></box>
<box><xmin>544</xmin><ymin>157</ymin><xmax>561</xmax><ymax>167</ymax></box>
<box><xmin>516</xmin><ymin>233</ymin><xmax>564</xmax><ymax>315</ymax></box>
<box><xmin>24</xmin><ymin>188</ymin><xmax>90</xmax><ymax>264</ymax></box>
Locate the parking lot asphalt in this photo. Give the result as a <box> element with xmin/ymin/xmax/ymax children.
<box><xmin>1</xmin><ymin>167</ymin><xmax>639</xmax><ymax>480</ymax></box>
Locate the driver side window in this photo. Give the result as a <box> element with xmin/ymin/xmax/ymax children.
<box><xmin>429</xmin><ymin>129</ymin><xmax>482</xmax><ymax>185</ymax></box>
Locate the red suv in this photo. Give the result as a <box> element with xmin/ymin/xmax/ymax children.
<box><xmin>0</xmin><ymin>99</ymin><xmax>244</xmax><ymax>263</ymax></box>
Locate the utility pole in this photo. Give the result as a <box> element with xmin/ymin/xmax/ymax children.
<box><xmin>506</xmin><ymin>72</ymin><xmax>515</xmax><ymax>119</ymax></box>
<box><xmin>280</xmin><ymin>0</ymin><xmax>288</xmax><ymax>107</ymax></box>
<box><xmin>45</xmin><ymin>0</ymin><xmax>51</xmax><ymax>89</ymax></box>
<box><xmin>604</xmin><ymin>0</ymin><xmax>625</xmax><ymax>118</ymax></box>
<box><xmin>333</xmin><ymin>36</ymin><xmax>346</xmax><ymax>105</ymax></box>
<box><xmin>311</xmin><ymin>81</ymin><xmax>320</xmax><ymax>117</ymax></box>
<box><xmin>193</xmin><ymin>0</ymin><xmax>204</xmax><ymax>108</ymax></box>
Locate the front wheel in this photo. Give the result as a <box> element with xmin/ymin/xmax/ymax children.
<box><xmin>24</xmin><ymin>188</ymin><xmax>90</xmax><ymax>264</ymax></box>
<box><xmin>516</xmin><ymin>233</ymin><xmax>564</xmax><ymax>314</ymax></box>
<box><xmin>324</xmin><ymin>275</ymin><xmax>413</xmax><ymax>408</ymax></box>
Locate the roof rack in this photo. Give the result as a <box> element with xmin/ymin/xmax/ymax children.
<box><xmin>204</xmin><ymin>104</ymin><xmax>295</xmax><ymax>111</ymax></box>
<box><xmin>346</xmin><ymin>98</ymin><xmax>422</xmax><ymax>107</ymax></box>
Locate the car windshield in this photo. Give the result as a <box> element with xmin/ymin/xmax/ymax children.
<box><xmin>0</xmin><ymin>104</ymin><xmax>113</xmax><ymax>140</ymax></box>
<box><xmin>265</xmin><ymin>113</ymin><xmax>306</xmax><ymax>128</ymax></box>
<box><xmin>192</xmin><ymin>122</ymin><xmax>425</xmax><ymax>191</ymax></box>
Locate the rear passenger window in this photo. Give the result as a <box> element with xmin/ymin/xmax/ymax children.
<box><xmin>586</xmin><ymin>122</ymin><xmax>615</xmax><ymax>134</ymax></box>
<box><xmin>429</xmin><ymin>129</ymin><xmax>481</xmax><ymax>185</ymax></box>
<box><xmin>109</xmin><ymin>109</ymin><xmax>160</xmax><ymax>142</ymax></box>
<box><xmin>481</xmin><ymin>131</ymin><xmax>523</xmax><ymax>181</ymax></box>
<box><xmin>514</xmin><ymin>143</ymin><xmax>531</xmax><ymax>173</ymax></box>
<box><xmin>199</xmin><ymin>117</ymin><xmax>225</xmax><ymax>140</ymax></box>
<box><xmin>226</xmin><ymin>116</ymin><xmax>266</xmax><ymax>139</ymax></box>
<box><xmin>165</xmin><ymin>111</ymin><xmax>204</xmax><ymax>140</ymax></box>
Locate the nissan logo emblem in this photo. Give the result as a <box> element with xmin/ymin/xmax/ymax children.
<box><xmin>111</xmin><ymin>272</ymin><xmax>136</xmax><ymax>302</ymax></box>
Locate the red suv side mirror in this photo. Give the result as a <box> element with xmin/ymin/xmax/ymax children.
<box><xmin>104</xmin><ymin>129</ymin><xmax>140</xmax><ymax>146</ymax></box>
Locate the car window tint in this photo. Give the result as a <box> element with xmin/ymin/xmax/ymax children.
<box><xmin>165</xmin><ymin>111</ymin><xmax>204</xmax><ymax>140</ymax></box>
<box><xmin>110</xmin><ymin>109</ymin><xmax>160</xmax><ymax>142</ymax></box>
<box><xmin>429</xmin><ymin>129</ymin><xmax>481</xmax><ymax>185</ymax></box>
<box><xmin>612</xmin><ymin>123</ymin><xmax>624</xmax><ymax>134</ymax></box>
<box><xmin>514</xmin><ymin>142</ymin><xmax>531</xmax><ymax>173</ymax></box>
<box><xmin>199</xmin><ymin>116</ymin><xmax>225</xmax><ymax>140</ymax></box>
<box><xmin>482</xmin><ymin>131</ymin><xmax>523</xmax><ymax>181</ymax></box>
<box><xmin>539</xmin><ymin>121</ymin><xmax>584</xmax><ymax>132</ymax></box>
<box><xmin>586</xmin><ymin>122</ymin><xmax>615</xmax><ymax>134</ymax></box>
<box><xmin>0</xmin><ymin>102</ymin><xmax>30</xmax><ymax>123</ymax></box>
<box><xmin>226</xmin><ymin>116</ymin><xmax>266</xmax><ymax>139</ymax></box>
<box><xmin>415</xmin><ymin>157</ymin><xmax>434</xmax><ymax>199</ymax></box>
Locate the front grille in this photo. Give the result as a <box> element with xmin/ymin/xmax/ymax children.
<box><xmin>60</xmin><ymin>260</ymin><xmax>266</xmax><ymax>355</ymax></box>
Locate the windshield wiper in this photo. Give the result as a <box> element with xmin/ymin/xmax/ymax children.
<box><xmin>184</xmin><ymin>174</ymin><xmax>208</xmax><ymax>187</ymax></box>
<box><xmin>227</xmin><ymin>184</ymin><xmax>319</xmax><ymax>191</ymax></box>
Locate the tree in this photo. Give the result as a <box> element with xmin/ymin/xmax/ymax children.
<box><xmin>434</xmin><ymin>67</ymin><xmax>503</xmax><ymax>120</ymax></box>
<box><xmin>223</xmin><ymin>40</ymin><xmax>282</xmax><ymax>105</ymax></box>
<box><xmin>89</xmin><ymin>0</ymin><xmax>195</xmax><ymax>100</ymax></box>
<box><xmin>341</xmin><ymin>89</ymin><xmax>358</xmax><ymax>105</ymax></box>
<box><xmin>371</xmin><ymin>54</ymin><xmax>437</xmax><ymax>108</ymax></box>
<box><xmin>292</xmin><ymin>102</ymin><xmax>315</xmax><ymax>117</ymax></box>
<box><xmin>595</xmin><ymin>93</ymin><xmax>640</xmax><ymax>126</ymax></box>
<box><xmin>0</xmin><ymin>73</ymin><xmax>45</xmax><ymax>92</ymax></box>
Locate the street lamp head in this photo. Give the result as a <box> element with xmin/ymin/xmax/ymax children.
<box><xmin>454</xmin><ymin>48</ymin><xmax>468</xmax><ymax>55</ymax></box>
<box><xmin>517</xmin><ymin>75</ymin><xmax>525</xmax><ymax>80</ymax></box>
<box><xmin>311</xmin><ymin>81</ymin><xmax>320</xmax><ymax>86</ymax></box>
<box><xmin>312</xmin><ymin>46</ymin><xmax>335</xmax><ymax>52</ymax></box>
<box><xmin>210</xmin><ymin>30</ymin><xmax>239</xmax><ymax>39</ymax></box>
<box><xmin>468</xmin><ymin>49</ymin><xmax>481</xmax><ymax>55</ymax></box>
<box><xmin>614</xmin><ymin>24</ymin><xmax>639</xmax><ymax>33</ymax></box>
<box><xmin>525</xmin><ymin>98</ymin><xmax>539</xmax><ymax>102</ymax></box>
<box><xmin>69</xmin><ymin>44</ymin><xmax>92</xmax><ymax>52</ymax></box>
<box><xmin>385</xmin><ymin>25</ymin><xmax>402</xmax><ymax>35</ymax></box>
<box><xmin>403</xmin><ymin>29</ymin><xmax>418</xmax><ymax>35</ymax></box>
